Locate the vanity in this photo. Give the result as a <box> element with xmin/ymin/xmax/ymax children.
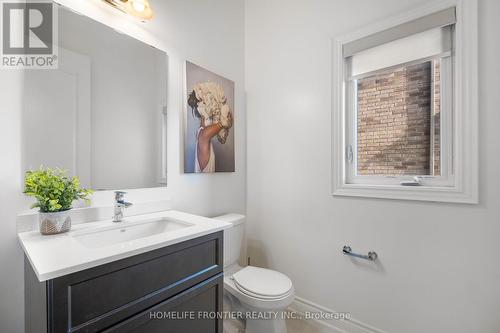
<box><xmin>20</xmin><ymin>211</ymin><xmax>229</xmax><ymax>333</ymax></box>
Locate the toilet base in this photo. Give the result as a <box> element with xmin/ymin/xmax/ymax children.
<box><xmin>245</xmin><ymin>310</ymin><xmax>287</xmax><ymax>333</ymax></box>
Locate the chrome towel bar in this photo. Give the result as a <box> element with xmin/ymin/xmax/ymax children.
<box><xmin>342</xmin><ymin>246</ymin><xmax>378</xmax><ymax>261</ymax></box>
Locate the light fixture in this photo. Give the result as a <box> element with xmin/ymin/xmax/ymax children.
<box><xmin>103</xmin><ymin>0</ymin><xmax>154</xmax><ymax>21</ymax></box>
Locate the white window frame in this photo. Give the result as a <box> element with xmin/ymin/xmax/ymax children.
<box><xmin>332</xmin><ymin>0</ymin><xmax>478</xmax><ymax>203</ymax></box>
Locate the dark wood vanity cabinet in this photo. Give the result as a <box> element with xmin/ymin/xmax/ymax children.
<box><xmin>25</xmin><ymin>232</ymin><xmax>224</xmax><ymax>333</ymax></box>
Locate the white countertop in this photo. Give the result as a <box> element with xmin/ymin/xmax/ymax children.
<box><xmin>18</xmin><ymin>210</ymin><xmax>230</xmax><ymax>282</ymax></box>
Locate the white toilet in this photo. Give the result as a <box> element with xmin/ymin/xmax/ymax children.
<box><xmin>215</xmin><ymin>214</ymin><xmax>295</xmax><ymax>333</ymax></box>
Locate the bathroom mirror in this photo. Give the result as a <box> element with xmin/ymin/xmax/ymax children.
<box><xmin>22</xmin><ymin>6</ymin><xmax>168</xmax><ymax>190</ymax></box>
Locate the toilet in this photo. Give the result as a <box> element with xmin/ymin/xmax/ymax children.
<box><xmin>214</xmin><ymin>214</ymin><xmax>295</xmax><ymax>333</ymax></box>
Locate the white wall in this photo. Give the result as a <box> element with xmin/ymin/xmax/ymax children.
<box><xmin>0</xmin><ymin>0</ymin><xmax>245</xmax><ymax>331</ymax></box>
<box><xmin>0</xmin><ymin>71</ymin><xmax>25</xmax><ymax>333</ymax></box>
<box><xmin>245</xmin><ymin>0</ymin><xmax>500</xmax><ymax>332</ymax></box>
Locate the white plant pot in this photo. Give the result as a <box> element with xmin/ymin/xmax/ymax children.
<box><xmin>39</xmin><ymin>210</ymin><xmax>72</xmax><ymax>235</ymax></box>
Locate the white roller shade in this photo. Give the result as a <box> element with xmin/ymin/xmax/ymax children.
<box><xmin>343</xmin><ymin>7</ymin><xmax>456</xmax><ymax>57</ymax></box>
<box><xmin>349</xmin><ymin>25</ymin><xmax>453</xmax><ymax>78</ymax></box>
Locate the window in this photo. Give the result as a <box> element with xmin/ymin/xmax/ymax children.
<box><xmin>347</xmin><ymin>55</ymin><xmax>453</xmax><ymax>186</ymax></box>
<box><xmin>332</xmin><ymin>2</ymin><xmax>478</xmax><ymax>203</ymax></box>
<box><xmin>356</xmin><ymin>61</ymin><xmax>441</xmax><ymax>177</ymax></box>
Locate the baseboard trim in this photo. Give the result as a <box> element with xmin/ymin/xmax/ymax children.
<box><xmin>289</xmin><ymin>296</ymin><xmax>389</xmax><ymax>333</ymax></box>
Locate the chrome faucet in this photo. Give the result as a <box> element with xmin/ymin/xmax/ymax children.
<box><xmin>113</xmin><ymin>191</ymin><xmax>133</xmax><ymax>222</ymax></box>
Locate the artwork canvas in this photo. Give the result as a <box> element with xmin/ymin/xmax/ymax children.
<box><xmin>184</xmin><ymin>61</ymin><xmax>235</xmax><ymax>173</ymax></box>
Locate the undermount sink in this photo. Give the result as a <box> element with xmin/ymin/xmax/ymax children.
<box><xmin>74</xmin><ymin>218</ymin><xmax>194</xmax><ymax>249</ymax></box>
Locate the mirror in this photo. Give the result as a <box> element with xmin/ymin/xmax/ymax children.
<box><xmin>22</xmin><ymin>6</ymin><xmax>168</xmax><ymax>191</ymax></box>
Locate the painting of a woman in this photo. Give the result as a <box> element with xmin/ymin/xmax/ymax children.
<box><xmin>184</xmin><ymin>62</ymin><xmax>235</xmax><ymax>173</ymax></box>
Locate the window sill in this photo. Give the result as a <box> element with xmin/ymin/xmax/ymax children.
<box><xmin>332</xmin><ymin>183</ymin><xmax>478</xmax><ymax>204</ymax></box>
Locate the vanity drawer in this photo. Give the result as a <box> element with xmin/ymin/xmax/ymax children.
<box><xmin>48</xmin><ymin>232</ymin><xmax>223</xmax><ymax>333</ymax></box>
<box><xmin>104</xmin><ymin>273</ymin><xmax>223</xmax><ymax>333</ymax></box>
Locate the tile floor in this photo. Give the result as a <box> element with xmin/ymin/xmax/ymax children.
<box><xmin>287</xmin><ymin>317</ymin><xmax>332</xmax><ymax>333</ymax></box>
<box><xmin>223</xmin><ymin>316</ymin><xmax>331</xmax><ymax>333</ymax></box>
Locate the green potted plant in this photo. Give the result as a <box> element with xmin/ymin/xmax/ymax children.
<box><xmin>24</xmin><ymin>168</ymin><xmax>93</xmax><ymax>235</ymax></box>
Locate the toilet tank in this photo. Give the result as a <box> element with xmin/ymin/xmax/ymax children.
<box><xmin>212</xmin><ymin>214</ymin><xmax>245</xmax><ymax>268</ymax></box>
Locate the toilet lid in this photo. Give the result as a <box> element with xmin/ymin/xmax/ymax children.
<box><xmin>232</xmin><ymin>266</ymin><xmax>293</xmax><ymax>298</ymax></box>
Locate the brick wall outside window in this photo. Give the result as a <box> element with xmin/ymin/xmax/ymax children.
<box><xmin>433</xmin><ymin>60</ymin><xmax>441</xmax><ymax>176</ymax></box>
<box><xmin>357</xmin><ymin>61</ymin><xmax>440</xmax><ymax>176</ymax></box>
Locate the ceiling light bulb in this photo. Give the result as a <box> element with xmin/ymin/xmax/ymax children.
<box><xmin>131</xmin><ymin>0</ymin><xmax>146</xmax><ymax>13</ymax></box>
<box><xmin>103</xmin><ymin>0</ymin><xmax>154</xmax><ymax>21</ymax></box>
<box><xmin>127</xmin><ymin>0</ymin><xmax>153</xmax><ymax>21</ymax></box>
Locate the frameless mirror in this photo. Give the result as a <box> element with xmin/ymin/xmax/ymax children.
<box><xmin>22</xmin><ymin>6</ymin><xmax>168</xmax><ymax>190</ymax></box>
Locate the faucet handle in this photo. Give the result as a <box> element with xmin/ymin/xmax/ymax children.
<box><xmin>114</xmin><ymin>191</ymin><xmax>127</xmax><ymax>202</ymax></box>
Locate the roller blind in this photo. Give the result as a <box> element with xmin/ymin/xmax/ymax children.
<box><xmin>343</xmin><ymin>7</ymin><xmax>456</xmax><ymax>57</ymax></box>
<box><xmin>345</xmin><ymin>7</ymin><xmax>456</xmax><ymax>78</ymax></box>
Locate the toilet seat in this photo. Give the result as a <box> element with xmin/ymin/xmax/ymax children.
<box><xmin>234</xmin><ymin>283</ymin><xmax>294</xmax><ymax>301</ymax></box>
<box><xmin>231</xmin><ymin>266</ymin><xmax>293</xmax><ymax>300</ymax></box>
